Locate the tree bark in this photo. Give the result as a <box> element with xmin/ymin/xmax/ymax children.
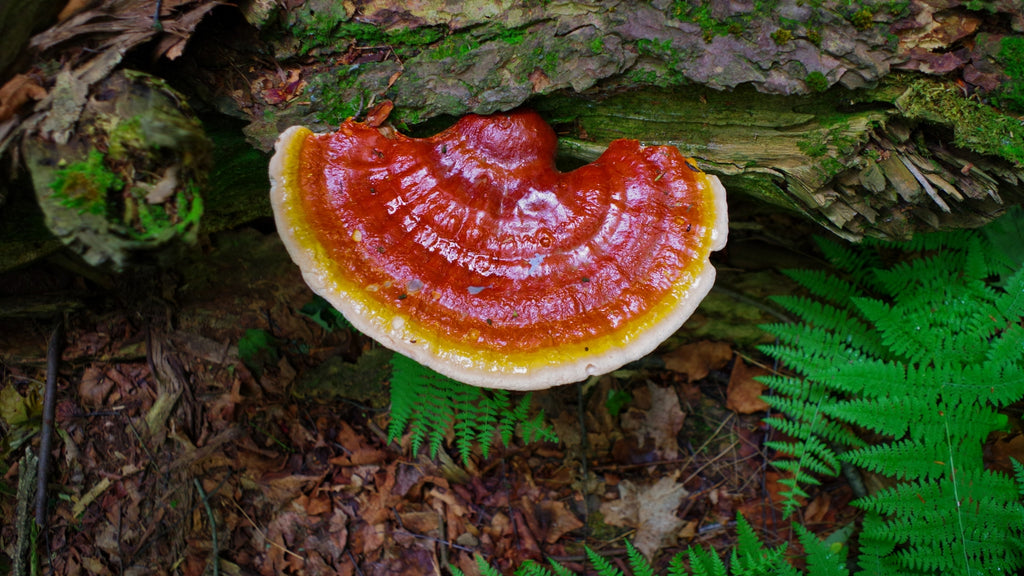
<box><xmin>1</xmin><ymin>0</ymin><xmax>1023</xmax><ymax>270</ymax></box>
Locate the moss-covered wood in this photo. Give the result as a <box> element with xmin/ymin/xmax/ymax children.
<box><xmin>1</xmin><ymin>0</ymin><xmax>1023</xmax><ymax>271</ymax></box>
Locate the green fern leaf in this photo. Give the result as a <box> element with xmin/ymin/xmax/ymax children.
<box><xmin>767</xmin><ymin>438</ymin><xmax>840</xmax><ymax>477</ymax></box>
<box><xmin>585</xmin><ymin>546</ymin><xmax>624</xmax><ymax>576</ymax></box>
<box><xmin>514</xmin><ymin>559</ymin><xmax>556</xmax><ymax>576</ymax></box>
<box><xmin>762</xmin><ymin>222</ymin><xmax>1024</xmax><ymax>575</ymax></box>
<box><xmin>475</xmin><ymin>554</ymin><xmax>505</xmax><ymax>576</ymax></box>
<box><xmin>795</xmin><ymin>524</ymin><xmax>849</xmax><ymax>576</ymax></box>
<box><xmin>996</xmin><ymin>264</ymin><xmax>1024</xmax><ymax>318</ymax></box>
<box><xmin>388</xmin><ymin>354</ymin><xmax>556</xmax><ymax>464</ymax></box>
<box><xmin>813</xmin><ymin>236</ymin><xmax>882</xmax><ymax>286</ymax></box>
<box><xmin>730</xmin><ymin>514</ymin><xmax>796</xmax><ymax>576</ymax></box>
<box><xmin>685</xmin><ymin>545</ymin><xmax>728</xmax><ymax>576</ymax></box>
<box><xmin>667</xmin><ymin>553</ymin><xmax>692</xmax><ymax>576</ymax></box>
<box><xmin>854</xmin><ymin>470</ymin><xmax>1024</xmax><ymax>573</ymax></box>
<box><xmin>1014</xmin><ymin>458</ymin><xmax>1024</xmax><ymax>495</ymax></box>
<box><xmin>542</xmin><ymin>558</ymin><xmax>577</xmax><ymax>576</ymax></box>
<box><xmin>625</xmin><ymin>541</ymin><xmax>655</xmax><ymax>576</ymax></box>
<box><xmin>780</xmin><ymin>268</ymin><xmax>863</xmax><ymax>306</ymax></box>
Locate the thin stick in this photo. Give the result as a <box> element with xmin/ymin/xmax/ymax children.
<box><xmin>193</xmin><ymin>478</ymin><xmax>220</xmax><ymax>576</ymax></box>
<box><xmin>152</xmin><ymin>0</ymin><xmax>163</xmax><ymax>31</ymax></box>
<box><xmin>35</xmin><ymin>320</ymin><xmax>62</xmax><ymax>527</ymax></box>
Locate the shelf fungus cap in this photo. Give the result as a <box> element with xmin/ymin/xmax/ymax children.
<box><xmin>269</xmin><ymin>109</ymin><xmax>727</xmax><ymax>390</ymax></box>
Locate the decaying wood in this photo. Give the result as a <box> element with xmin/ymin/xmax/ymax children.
<box><xmin>1</xmin><ymin>0</ymin><xmax>1022</xmax><ymax>271</ymax></box>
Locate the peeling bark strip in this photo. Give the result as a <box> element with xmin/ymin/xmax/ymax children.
<box><xmin>209</xmin><ymin>0</ymin><xmax>1021</xmax><ymax>240</ymax></box>
<box><xmin>2</xmin><ymin>0</ymin><xmax>1023</xmax><ymax>270</ymax></box>
<box><xmin>540</xmin><ymin>82</ymin><xmax>1022</xmax><ymax>240</ymax></box>
<box><xmin>231</xmin><ymin>0</ymin><xmax>1023</xmax><ymax>138</ymax></box>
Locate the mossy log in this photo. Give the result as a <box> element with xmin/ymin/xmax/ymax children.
<box><xmin>1</xmin><ymin>0</ymin><xmax>1023</xmax><ymax>271</ymax></box>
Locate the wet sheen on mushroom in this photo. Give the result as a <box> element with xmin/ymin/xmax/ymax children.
<box><xmin>269</xmin><ymin>109</ymin><xmax>727</xmax><ymax>391</ymax></box>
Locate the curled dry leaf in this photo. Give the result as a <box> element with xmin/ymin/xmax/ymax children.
<box><xmin>725</xmin><ymin>358</ymin><xmax>770</xmax><ymax>414</ymax></box>
<box><xmin>600</xmin><ymin>472</ymin><xmax>689</xmax><ymax>559</ymax></box>
<box><xmin>663</xmin><ymin>340</ymin><xmax>733</xmax><ymax>383</ymax></box>
<box><xmin>0</xmin><ymin>74</ymin><xmax>47</xmax><ymax>123</ymax></box>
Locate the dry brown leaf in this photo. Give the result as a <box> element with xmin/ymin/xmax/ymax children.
<box><xmin>0</xmin><ymin>74</ymin><xmax>47</xmax><ymax>122</ymax></box>
<box><xmin>258</xmin><ymin>473</ymin><xmax>320</xmax><ymax>507</ymax></box>
<box><xmin>328</xmin><ymin>421</ymin><xmax>387</xmax><ymax>465</ymax></box>
<box><xmin>678</xmin><ymin>519</ymin><xmax>698</xmax><ymax>540</ymax></box>
<box><xmin>599</xmin><ymin>472</ymin><xmax>689</xmax><ymax>559</ymax></box>
<box><xmin>536</xmin><ymin>498</ymin><xmax>585</xmax><ymax>541</ymax></box>
<box><xmin>620</xmin><ymin>382</ymin><xmax>685</xmax><ymax>459</ymax></box>
<box><xmin>81</xmin><ymin>556</ymin><xmax>111</xmax><ymax>576</ymax></box>
<box><xmin>57</xmin><ymin>0</ymin><xmax>95</xmax><ymax>21</ymax></box>
<box><xmin>991</xmin><ymin>433</ymin><xmax>1024</xmax><ymax>471</ymax></box>
<box><xmin>299</xmin><ymin>492</ymin><xmax>333</xmax><ymax>517</ymax></box>
<box><xmin>663</xmin><ymin>341</ymin><xmax>732</xmax><ymax>382</ymax></box>
<box><xmin>261</xmin><ymin>511</ymin><xmax>307</xmax><ymax>575</ymax></box>
<box><xmin>725</xmin><ymin>358</ymin><xmax>770</xmax><ymax>414</ymax></box>
<box><xmin>804</xmin><ymin>493</ymin><xmax>831</xmax><ymax>524</ymax></box>
<box><xmin>399</xmin><ymin>510</ymin><xmax>443</xmax><ymax>536</ymax></box>
<box><xmin>329</xmin><ymin>508</ymin><xmax>350</xmax><ymax>551</ymax></box>
<box><xmin>78</xmin><ymin>365</ymin><xmax>114</xmax><ymax>406</ymax></box>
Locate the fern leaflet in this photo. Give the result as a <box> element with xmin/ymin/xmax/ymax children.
<box><xmin>758</xmin><ymin>221</ymin><xmax>1024</xmax><ymax>574</ymax></box>
<box><xmin>388</xmin><ymin>354</ymin><xmax>556</xmax><ymax>463</ymax></box>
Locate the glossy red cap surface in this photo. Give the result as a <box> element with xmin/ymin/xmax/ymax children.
<box><xmin>269</xmin><ymin>110</ymin><xmax>727</xmax><ymax>390</ymax></box>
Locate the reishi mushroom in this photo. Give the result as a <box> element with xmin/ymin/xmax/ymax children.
<box><xmin>269</xmin><ymin>109</ymin><xmax>727</xmax><ymax>391</ymax></box>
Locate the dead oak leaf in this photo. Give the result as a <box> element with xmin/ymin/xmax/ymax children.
<box><xmin>726</xmin><ymin>358</ymin><xmax>770</xmax><ymax>414</ymax></box>
<box><xmin>328</xmin><ymin>421</ymin><xmax>386</xmax><ymax>466</ymax></box>
<box><xmin>663</xmin><ymin>341</ymin><xmax>732</xmax><ymax>382</ymax></box>
<box><xmin>599</xmin><ymin>472</ymin><xmax>689</xmax><ymax>559</ymax></box>
<box><xmin>537</xmin><ymin>500</ymin><xmax>584</xmax><ymax>544</ymax></box>
<box><xmin>620</xmin><ymin>382</ymin><xmax>685</xmax><ymax>460</ymax></box>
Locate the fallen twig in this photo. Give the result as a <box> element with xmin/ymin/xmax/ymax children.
<box><xmin>194</xmin><ymin>478</ymin><xmax>220</xmax><ymax>576</ymax></box>
<box><xmin>35</xmin><ymin>320</ymin><xmax>62</xmax><ymax>527</ymax></box>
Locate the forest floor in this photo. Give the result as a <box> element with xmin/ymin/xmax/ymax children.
<box><xmin>0</xmin><ymin>212</ymin><xmax>874</xmax><ymax>576</ymax></box>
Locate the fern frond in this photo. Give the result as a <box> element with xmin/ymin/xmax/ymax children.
<box><xmin>820</xmin><ymin>357</ymin><xmax>905</xmax><ymax>399</ymax></box>
<box><xmin>730</xmin><ymin>514</ymin><xmax>797</xmax><ymax>576</ymax></box>
<box><xmin>984</xmin><ymin>325</ymin><xmax>1024</xmax><ymax>378</ymax></box>
<box><xmin>475</xmin><ymin>554</ymin><xmax>505</xmax><ymax>576</ymax></box>
<box><xmin>794</xmin><ymin>524</ymin><xmax>849</xmax><ymax>576</ymax></box>
<box><xmin>388</xmin><ymin>354</ymin><xmax>556</xmax><ymax>464</ymax></box>
<box><xmin>839</xmin><ymin>438</ymin><xmax>955</xmax><ymax>481</ymax></box>
<box><xmin>585</xmin><ymin>546</ymin><xmax>624</xmax><ymax>576</ymax></box>
<box><xmin>814</xmin><ymin>236</ymin><xmax>882</xmax><ymax>286</ymax></box>
<box><xmin>780</xmin><ymin>268</ymin><xmax>863</xmax><ymax>306</ymax></box>
<box><xmin>996</xmin><ymin>264</ymin><xmax>1024</xmax><ymax>318</ymax></box>
<box><xmin>758</xmin><ymin>327</ymin><xmax>865</xmax><ymax>380</ymax></box>
<box><xmin>767</xmin><ymin>438</ymin><xmax>840</xmax><ymax>477</ymax></box>
<box><xmin>852</xmin><ymin>514</ymin><xmax>899</xmax><ymax>576</ymax></box>
<box><xmin>514</xmin><ymin>558</ymin><xmax>577</xmax><ymax>576</ymax></box>
<box><xmin>1014</xmin><ymin>458</ymin><xmax>1024</xmax><ymax>495</ymax></box>
<box><xmin>685</xmin><ymin>545</ymin><xmax>728</xmax><ymax>576</ymax></box>
<box><xmin>769</xmin><ymin>295</ymin><xmax>860</xmax><ymax>334</ymax></box>
<box><xmin>625</xmin><ymin>541</ymin><xmax>655</xmax><ymax>576</ymax></box>
<box><xmin>854</xmin><ymin>469</ymin><xmax>1024</xmax><ymax>573</ymax></box>
<box><xmin>762</xmin><ymin>222</ymin><xmax>1024</xmax><ymax>575</ymax></box>
<box><xmin>667</xmin><ymin>553</ymin><xmax>691</xmax><ymax>576</ymax></box>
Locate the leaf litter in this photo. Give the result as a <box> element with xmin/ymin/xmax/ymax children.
<box><xmin>0</xmin><ymin>226</ymin><xmax>861</xmax><ymax>574</ymax></box>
